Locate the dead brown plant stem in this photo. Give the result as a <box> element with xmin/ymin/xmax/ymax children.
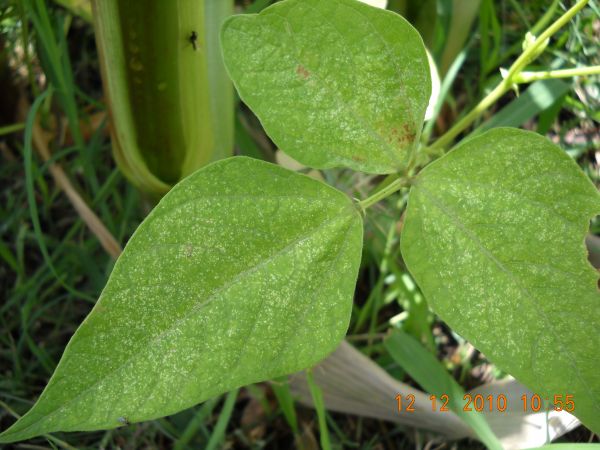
<box><xmin>21</xmin><ymin>97</ymin><xmax>123</xmax><ymax>259</ymax></box>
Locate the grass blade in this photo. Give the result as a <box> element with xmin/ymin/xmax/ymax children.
<box><xmin>271</xmin><ymin>378</ymin><xmax>299</xmax><ymax>434</ymax></box>
<box><xmin>307</xmin><ymin>370</ymin><xmax>332</xmax><ymax>450</ymax></box>
<box><xmin>384</xmin><ymin>330</ymin><xmax>503</xmax><ymax>450</ymax></box>
<box><xmin>474</xmin><ymin>79</ymin><xmax>571</xmax><ymax>133</ymax></box>
<box><xmin>205</xmin><ymin>390</ymin><xmax>239</xmax><ymax>450</ymax></box>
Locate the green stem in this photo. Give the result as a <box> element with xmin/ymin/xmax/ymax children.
<box><xmin>306</xmin><ymin>370</ymin><xmax>331</xmax><ymax>450</ymax></box>
<box><xmin>427</xmin><ymin>0</ymin><xmax>589</xmax><ymax>154</ymax></box>
<box><xmin>514</xmin><ymin>65</ymin><xmax>600</xmax><ymax>83</ymax></box>
<box><xmin>358</xmin><ymin>176</ymin><xmax>410</xmax><ymax>210</ymax></box>
<box><xmin>530</xmin><ymin>0</ymin><xmax>560</xmax><ymax>36</ymax></box>
<box><xmin>427</xmin><ymin>79</ymin><xmax>511</xmax><ymax>152</ymax></box>
<box><xmin>205</xmin><ymin>389</ymin><xmax>239</xmax><ymax>450</ymax></box>
<box><xmin>0</xmin><ymin>123</ymin><xmax>25</xmax><ymax>136</ymax></box>
<box><xmin>505</xmin><ymin>0</ymin><xmax>589</xmax><ymax>80</ymax></box>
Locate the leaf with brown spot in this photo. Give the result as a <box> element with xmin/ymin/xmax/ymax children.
<box><xmin>221</xmin><ymin>0</ymin><xmax>431</xmax><ymax>174</ymax></box>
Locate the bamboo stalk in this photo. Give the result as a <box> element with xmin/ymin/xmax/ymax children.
<box><xmin>91</xmin><ymin>0</ymin><xmax>233</xmax><ymax>196</ymax></box>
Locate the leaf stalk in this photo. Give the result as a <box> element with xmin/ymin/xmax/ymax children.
<box><xmin>513</xmin><ymin>65</ymin><xmax>600</xmax><ymax>83</ymax></box>
<box><xmin>425</xmin><ymin>0</ymin><xmax>590</xmax><ymax>154</ymax></box>
<box><xmin>358</xmin><ymin>176</ymin><xmax>411</xmax><ymax>210</ymax></box>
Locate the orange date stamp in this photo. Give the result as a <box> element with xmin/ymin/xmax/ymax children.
<box><xmin>395</xmin><ymin>393</ymin><xmax>575</xmax><ymax>413</ymax></box>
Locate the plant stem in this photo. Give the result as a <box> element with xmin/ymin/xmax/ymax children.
<box><xmin>514</xmin><ymin>65</ymin><xmax>600</xmax><ymax>83</ymax></box>
<box><xmin>427</xmin><ymin>80</ymin><xmax>511</xmax><ymax>152</ymax></box>
<box><xmin>427</xmin><ymin>0</ymin><xmax>590</xmax><ymax>154</ymax></box>
<box><xmin>0</xmin><ymin>123</ymin><xmax>25</xmax><ymax>136</ymax></box>
<box><xmin>505</xmin><ymin>0</ymin><xmax>589</xmax><ymax>79</ymax></box>
<box><xmin>530</xmin><ymin>0</ymin><xmax>560</xmax><ymax>36</ymax></box>
<box><xmin>205</xmin><ymin>389</ymin><xmax>239</xmax><ymax>450</ymax></box>
<box><xmin>358</xmin><ymin>176</ymin><xmax>410</xmax><ymax>210</ymax></box>
<box><xmin>306</xmin><ymin>370</ymin><xmax>332</xmax><ymax>450</ymax></box>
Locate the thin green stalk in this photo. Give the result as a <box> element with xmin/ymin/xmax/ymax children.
<box><xmin>427</xmin><ymin>0</ymin><xmax>590</xmax><ymax>154</ymax></box>
<box><xmin>506</xmin><ymin>0</ymin><xmax>531</xmax><ymax>28</ymax></box>
<box><xmin>358</xmin><ymin>177</ymin><xmax>410</xmax><ymax>210</ymax></box>
<box><xmin>17</xmin><ymin>1</ymin><xmax>38</xmax><ymax>97</ymax></box>
<box><xmin>174</xmin><ymin>397</ymin><xmax>219</xmax><ymax>450</ymax></box>
<box><xmin>427</xmin><ymin>80</ymin><xmax>511</xmax><ymax>151</ymax></box>
<box><xmin>0</xmin><ymin>123</ymin><xmax>25</xmax><ymax>136</ymax></box>
<box><xmin>271</xmin><ymin>378</ymin><xmax>299</xmax><ymax>434</ymax></box>
<box><xmin>367</xmin><ymin>220</ymin><xmax>398</xmax><ymax>341</ymax></box>
<box><xmin>353</xmin><ymin>275</ymin><xmax>385</xmax><ymax>333</ymax></box>
<box><xmin>306</xmin><ymin>370</ymin><xmax>331</xmax><ymax>450</ymax></box>
<box><xmin>0</xmin><ymin>239</ymin><xmax>19</xmax><ymax>273</ymax></box>
<box><xmin>204</xmin><ymin>390</ymin><xmax>239</xmax><ymax>450</ymax></box>
<box><xmin>505</xmin><ymin>0</ymin><xmax>589</xmax><ymax>79</ymax></box>
<box><xmin>26</xmin><ymin>0</ymin><xmax>101</xmax><ymax>201</ymax></box>
<box><xmin>514</xmin><ymin>65</ymin><xmax>600</xmax><ymax>83</ymax></box>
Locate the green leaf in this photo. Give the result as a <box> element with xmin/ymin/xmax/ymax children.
<box><xmin>221</xmin><ymin>0</ymin><xmax>431</xmax><ymax>174</ymax></box>
<box><xmin>401</xmin><ymin>128</ymin><xmax>600</xmax><ymax>434</ymax></box>
<box><xmin>0</xmin><ymin>157</ymin><xmax>363</xmax><ymax>443</ymax></box>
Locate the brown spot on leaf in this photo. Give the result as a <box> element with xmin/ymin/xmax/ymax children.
<box><xmin>296</xmin><ymin>65</ymin><xmax>310</xmax><ymax>79</ymax></box>
<box><xmin>389</xmin><ymin>124</ymin><xmax>416</xmax><ymax>146</ymax></box>
<box><xmin>351</xmin><ymin>154</ymin><xmax>366</xmax><ymax>162</ymax></box>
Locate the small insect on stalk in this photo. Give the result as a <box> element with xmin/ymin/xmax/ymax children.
<box><xmin>189</xmin><ymin>31</ymin><xmax>198</xmax><ymax>51</ymax></box>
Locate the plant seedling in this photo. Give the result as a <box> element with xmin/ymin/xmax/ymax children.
<box><xmin>1</xmin><ymin>0</ymin><xmax>599</xmax><ymax>444</ymax></box>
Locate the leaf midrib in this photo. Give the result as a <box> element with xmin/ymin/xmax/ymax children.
<box><xmin>415</xmin><ymin>182</ymin><xmax>599</xmax><ymax>412</ymax></box>
<box><xmin>4</xmin><ymin>205</ymin><xmax>357</xmax><ymax>439</ymax></box>
<box><xmin>220</xmin><ymin>219</ymin><xmax>356</xmax><ymax>389</ymax></box>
